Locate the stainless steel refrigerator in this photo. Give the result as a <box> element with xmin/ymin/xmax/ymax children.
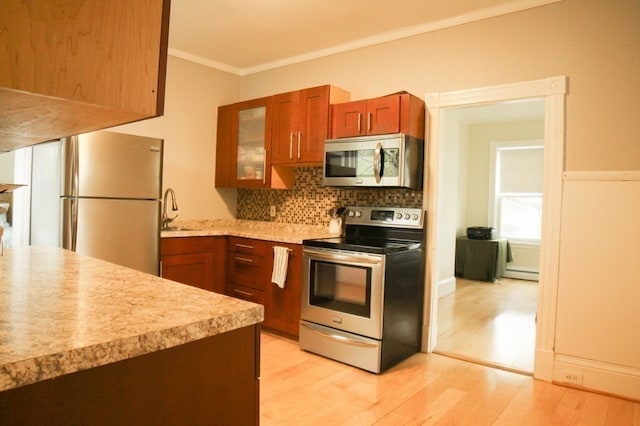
<box><xmin>30</xmin><ymin>130</ymin><xmax>163</xmax><ymax>275</ymax></box>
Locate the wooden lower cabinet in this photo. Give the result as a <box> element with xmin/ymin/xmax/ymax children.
<box><xmin>227</xmin><ymin>237</ymin><xmax>302</xmax><ymax>338</ymax></box>
<box><xmin>0</xmin><ymin>325</ymin><xmax>260</xmax><ymax>425</ymax></box>
<box><xmin>263</xmin><ymin>242</ymin><xmax>302</xmax><ymax>337</ymax></box>
<box><xmin>160</xmin><ymin>236</ymin><xmax>226</xmax><ymax>293</ymax></box>
<box><xmin>161</xmin><ymin>235</ymin><xmax>303</xmax><ymax>338</ymax></box>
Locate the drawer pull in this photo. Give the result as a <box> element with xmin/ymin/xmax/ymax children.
<box><xmin>233</xmin><ymin>289</ymin><xmax>254</xmax><ymax>297</ymax></box>
<box><xmin>235</xmin><ymin>256</ymin><xmax>254</xmax><ymax>264</ymax></box>
<box><xmin>235</xmin><ymin>243</ymin><xmax>254</xmax><ymax>250</ymax></box>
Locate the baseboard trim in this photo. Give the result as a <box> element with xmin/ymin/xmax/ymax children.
<box><xmin>438</xmin><ymin>277</ymin><xmax>456</xmax><ymax>299</ymax></box>
<box><xmin>553</xmin><ymin>355</ymin><xmax>640</xmax><ymax>401</ymax></box>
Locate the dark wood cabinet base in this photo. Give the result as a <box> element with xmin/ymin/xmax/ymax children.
<box><xmin>0</xmin><ymin>325</ymin><xmax>260</xmax><ymax>425</ymax></box>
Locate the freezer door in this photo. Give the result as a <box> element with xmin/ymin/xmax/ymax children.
<box><xmin>61</xmin><ymin>131</ymin><xmax>163</xmax><ymax>200</ymax></box>
<box><xmin>62</xmin><ymin>198</ymin><xmax>161</xmax><ymax>275</ymax></box>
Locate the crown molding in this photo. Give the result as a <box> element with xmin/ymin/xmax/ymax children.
<box><xmin>170</xmin><ymin>0</ymin><xmax>564</xmax><ymax>76</ymax></box>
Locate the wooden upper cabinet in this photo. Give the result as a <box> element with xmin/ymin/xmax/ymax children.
<box><xmin>331</xmin><ymin>92</ymin><xmax>425</xmax><ymax>139</ymax></box>
<box><xmin>271</xmin><ymin>85</ymin><xmax>350</xmax><ymax>165</ymax></box>
<box><xmin>0</xmin><ymin>0</ymin><xmax>171</xmax><ymax>151</ymax></box>
<box><xmin>215</xmin><ymin>97</ymin><xmax>273</xmax><ymax>189</ymax></box>
<box><xmin>216</xmin><ymin>85</ymin><xmax>349</xmax><ymax>189</ymax></box>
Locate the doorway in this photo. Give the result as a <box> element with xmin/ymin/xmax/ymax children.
<box><xmin>434</xmin><ymin>99</ymin><xmax>544</xmax><ymax>374</ymax></box>
<box><xmin>423</xmin><ymin>76</ymin><xmax>567</xmax><ymax>381</ymax></box>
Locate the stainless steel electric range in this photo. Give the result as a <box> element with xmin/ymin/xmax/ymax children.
<box><xmin>300</xmin><ymin>206</ymin><xmax>425</xmax><ymax>373</ymax></box>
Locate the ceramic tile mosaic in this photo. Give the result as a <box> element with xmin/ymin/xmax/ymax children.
<box><xmin>237</xmin><ymin>167</ymin><xmax>423</xmax><ymax>226</ymax></box>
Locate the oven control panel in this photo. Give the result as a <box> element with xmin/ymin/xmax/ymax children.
<box><xmin>344</xmin><ymin>206</ymin><xmax>423</xmax><ymax>228</ymax></box>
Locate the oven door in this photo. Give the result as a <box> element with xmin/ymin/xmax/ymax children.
<box><xmin>302</xmin><ymin>247</ymin><xmax>384</xmax><ymax>339</ymax></box>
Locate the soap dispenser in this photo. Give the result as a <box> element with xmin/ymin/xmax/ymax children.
<box><xmin>328</xmin><ymin>207</ymin><xmax>345</xmax><ymax>236</ymax></box>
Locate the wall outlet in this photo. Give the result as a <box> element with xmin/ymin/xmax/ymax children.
<box><xmin>270</xmin><ymin>205</ymin><xmax>276</xmax><ymax>217</ymax></box>
<box><xmin>561</xmin><ymin>371</ymin><xmax>583</xmax><ymax>385</ymax></box>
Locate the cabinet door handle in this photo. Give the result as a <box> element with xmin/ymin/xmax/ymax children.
<box><xmin>367</xmin><ymin>112</ymin><xmax>372</xmax><ymax>132</ymax></box>
<box><xmin>233</xmin><ymin>288</ymin><xmax>254</xmax><ymax>297</ymax></box>
<box><xmin>235</xmin><ymin>256</ymin><xmax>254</xmax><ymax>264</ymax></box>
<box><xmin>297</xmin><ymin>132</ymin><xmax>301</xmax><ymax>159</ymax></box>
<box><xmin>357</xmin><ymin>113</ymin><xmax>362</xmax><ymax>132</ymax></box>
<box><xmin>289</xmin><ymin>133</ymin><xmax>294</xmax><ymax>159</ymax></box>
<box><xmin>262</xmin><ymin>149</ymin><xmax>267</xmax><ymax>184</ymax></box>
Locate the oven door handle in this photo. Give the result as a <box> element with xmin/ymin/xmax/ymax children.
<box><xmin>300</xmin><ymin>322</ymin><xmax>378</xmax><ymax>348</ymax></box>
<box><xmin>303</xmin><ymin>248</ymin><xmax>382</xmax><ymax>265</ymax></box>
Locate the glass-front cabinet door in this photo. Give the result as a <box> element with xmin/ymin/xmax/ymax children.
<box><xmin>235</xmin><ymin>97</ymin><xmax>271</xmax><ymax>188</ymax></box>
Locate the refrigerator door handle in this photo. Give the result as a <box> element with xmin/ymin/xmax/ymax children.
<box><xmin>70</xmin><ymin>198</ymin><xmax>78</xmax><ymax>251</ymax></box>
<box><xmin>62</xmin><ymin>136</ymin><xmax>80</xmax><ymax>251</ymax></box>
<box><xmin>71</xmin><ymin>136</ymin><xmax>79</xmax><ymax>198</ymax></box>
<box><xmin>62</xmin><ymin>198</ymin><xmax>78</xmax><ymax>251</ymax></box>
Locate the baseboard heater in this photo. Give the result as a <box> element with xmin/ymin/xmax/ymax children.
<box><xmin>504</xmin><ymin>266</ymin><xmax>539</xmax><ymax>281</ymax></box>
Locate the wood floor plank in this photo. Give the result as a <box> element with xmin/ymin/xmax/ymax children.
<box><xmin>436</xmin><ymin>278</ymin><xmax>537</xmax><ymax>373</ymax></box>
<box><xmin>260</xmin><ymin>332</ymin><xmax>640</xmax><ymax>425</ymax></box>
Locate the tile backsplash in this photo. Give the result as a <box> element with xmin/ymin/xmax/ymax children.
<box><xmin>237</xmin><ymin>167</ymin><xmax>423</xmax><ymax>226</ymax></box>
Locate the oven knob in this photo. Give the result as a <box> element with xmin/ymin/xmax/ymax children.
<box><xmin>412</xmin><ymin>213</ymin><xmax>419</xmax><ymax>221</ymax></box>
<box><xmin>348</xmin><ymin>210</ymin><xmax>355</xmax><ymax>217</ymax></box>
<box><xmin>354</xmin><ymin>210</ymin><xmax>362</xmax><ymax>217</ymax></box>
<box><xmin>396</xmin><ymin>213</ymin><xmax>403</xmax><ymax>219</ymax></box>
<box><xmin>404</xmin><ymin>213</ymin><xmax>411</xmax><ymax>220</ymax></box>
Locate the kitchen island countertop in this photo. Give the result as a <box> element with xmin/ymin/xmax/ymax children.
<box><xmin>0</xmin><ymin>246</ymin><xmax>263</xmax><ymax>392</ymax></box>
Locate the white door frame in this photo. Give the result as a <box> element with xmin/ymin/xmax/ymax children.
<box><xmin>423</xmin><ymin>76</ymin><xmax>567</xmax><ymax>380</ymax></box>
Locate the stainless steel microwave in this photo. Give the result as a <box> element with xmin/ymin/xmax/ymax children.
<box><xmin>323</xmin><ymin>133</ymin><xmax>424</xmax><ymax>189</ymax></box>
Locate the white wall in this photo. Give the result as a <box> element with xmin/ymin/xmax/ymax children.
<box><xmin>240</xmin><ymin>0</ymin><xmax>639</xmax><ymax>172</ymax></box>
<box><xmin>113</xmin><ymin>56</ymin><xmax>241</xmax><ymax>220</ymax></box>
<box><xmin>554</xmin><ymin>174</ymin><xmax>640</xmax><ymax>398</ymax></box>
<box><xmin>435</xmin><ymin>110</ymin><xmax>466</xmax><ymax>298</ymax></box>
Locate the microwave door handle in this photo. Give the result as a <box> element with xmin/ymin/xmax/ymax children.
<box><xmin>374</xmin><ymin>142</ymin><xmax>383</xmax><ymax>183</ymax></box>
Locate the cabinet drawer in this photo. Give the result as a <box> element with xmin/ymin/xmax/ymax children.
<box><xmin>161</xmin><ymin>236</ymin><xmax>216</xmax><ymax>255</ymax></box>
<box><xmin>229</xmin><ymin>253</ymin><xmax>266</xmax><ymax>290</ymax></box>
<box><xmin>228</xmin><ymin>237</ymin><xmax>269</xmax><ymax>256</ymax></box>
<box><xmin>227</xmin><ymin>284</ymin><xmax>264</xmax><ymax>304</ymax></box>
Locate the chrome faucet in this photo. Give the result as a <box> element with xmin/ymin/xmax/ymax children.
<box><xmin>162</xmin><ymin>188</ymin><xmax>178</xmax><ymax>229</ymax></box>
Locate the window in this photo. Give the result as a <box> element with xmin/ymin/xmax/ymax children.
<box><xmin>489</xmin><ymin>141</ymin><xmax>543</xmax><ymax>244</ymax></box>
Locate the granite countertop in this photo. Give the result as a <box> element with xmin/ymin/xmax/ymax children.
<box><xmin>161</xmin><ymin>219</ymin><xmax>335</xmax><ymax>243</ymax></box>
<box><xmin>0</xmin><ymin>246</ymin><xmax>263</xmax><ymax>392</ymax></box>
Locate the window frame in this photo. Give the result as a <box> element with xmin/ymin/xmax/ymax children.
<box><xmin>488</xmin><ymin>139</ymin><xmax>544</xmax><ymax>245</ymax></box>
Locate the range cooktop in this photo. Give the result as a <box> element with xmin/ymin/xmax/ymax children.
<box><xmin>303</xmin><ymin>235</ymin><xmax>421</xmax><ymax>254</ymax></box>
<box><xmin>303</xmin><ymin>206</ymin><xmax>424</xmax><ymax>254</ymax></box>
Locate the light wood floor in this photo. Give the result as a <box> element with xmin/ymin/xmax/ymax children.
<box><xmin>435</xmin><ymin>277</ymin><xmax>538</xmax><ymax>374</ymax></box>
<box><xmin>260</xmin><ymin>331</ymin><xmax>640</xmax><ymax>425</ymax></box>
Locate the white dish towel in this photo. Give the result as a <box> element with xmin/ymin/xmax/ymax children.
<box><xmin>271</xmin><ymin>246</ymin><xmax>289</xmax><ymax>289</ymax></box>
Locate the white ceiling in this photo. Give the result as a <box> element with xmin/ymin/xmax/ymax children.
<box><xmin>168</xmin><ymin>0</ymin><xmax>561</xmax><ymax>76</ymax></box>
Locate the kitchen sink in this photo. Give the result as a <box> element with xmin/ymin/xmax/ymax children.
<box><xmin>161</xmin><ymin>227</ymin><xmax>194</xmax><ymax>232</ymax></box>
